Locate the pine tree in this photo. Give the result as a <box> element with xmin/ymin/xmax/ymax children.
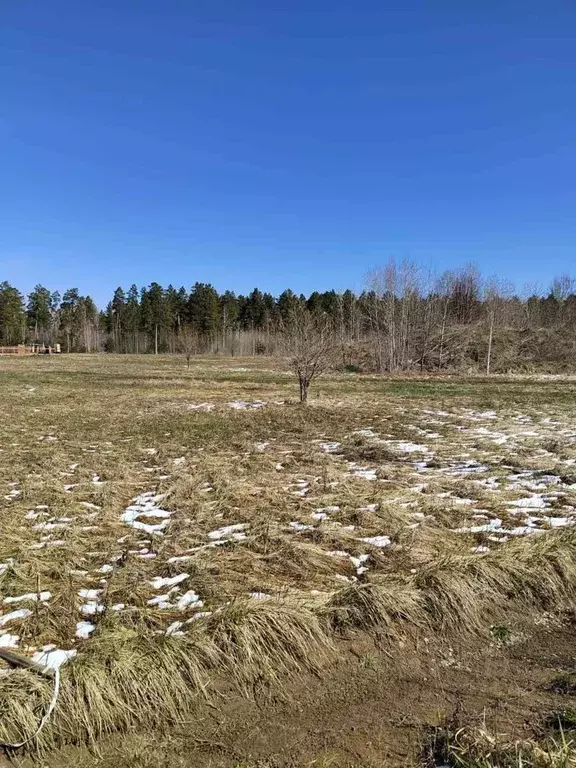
<box><xmin>141</xmin><ymin>283</ymin><xmax>169</xmax><ymax>354</ymax></box>
<box><xmin>59</xmin><ymin>288</ymin><xmax>81</xmax><ymax>352</ymax></box>
<box><xmin>124</xmin><ymin>285</ymin><xmax>141</xmax><ymax>352</ymax></box>
<box><xmin>277</xmin><ymin>289</ymin><xmax>301</xmax><ymax>323</ymax></box>
<box><xmin>0</xmin><ymin>282</ymin><xmax>25</xmax><ymax>345</ymax></box>
<box><xmin>187</xmin><ymin>283</ymin><xmax>220</xmax><ymax>339</ymax></box>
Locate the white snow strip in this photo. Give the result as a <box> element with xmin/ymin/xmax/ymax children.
<box><xmin>228</xmin><ymin>400</ymin><xmax>266</xmax><ymax>409</ymax></box>
<box><xmin>351</xmin><ymin>468</ymin><xmax>378</xmax><ymax>480</ymax></box>
<box><xmin>149</xmin><ymin>573</ymin><xmax>189</xmax><ymax>589</ymax></box>
<box><xmin>360</xmin><ymin>535</ymin><xmax>391</xmax><ymax>548</ymax></box>
<box><xmin>207</xmin><ymin>523</ymin><xmax>248</xmax><ymax>540</ymax></box>
<box><xmin>3</xmin><ymin>591</ymin><xmax>51</xmax><ymax>605</ymax></box>
<box><xmin>0</xmin><ymin>609</ymin><xmax>32</xmax><ymax>627</ymax></box>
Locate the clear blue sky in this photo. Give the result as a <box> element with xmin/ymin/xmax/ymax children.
<box><xmin>1</xmin><ymin>1</ymin><xmax>575</xmax><ymax>307</ymax></box>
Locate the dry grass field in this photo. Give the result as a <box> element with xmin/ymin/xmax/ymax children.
<box><xmin>2</xmin><ymin>355</ymin><xmax>576</xmax><ymax>767</ymax></box>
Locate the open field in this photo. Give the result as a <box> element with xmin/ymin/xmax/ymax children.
<box><xmin>2</xmin><ymin>355</ymin><xmax>576</xmax><ymax>766</ymax></box>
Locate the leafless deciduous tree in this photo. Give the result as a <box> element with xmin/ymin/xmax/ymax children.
<box><xmin>176</xmin><ymin>325</ymin><xmax>198</xmax><ymax>369</ymax></box>
<box><xmin>483</xmin><ymin>277</ymin><xmax>513</xmax><ymax>375</ymax></box>
<box><xmin>280</xmin><ymin>308</ymin><xmax>335</xmax><ymax>403</ymax></box>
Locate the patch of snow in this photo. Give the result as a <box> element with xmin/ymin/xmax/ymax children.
<box><xmin>0</xmin><ymin>633</ymin><xmax>20</xmax><ymax>648</ymax></box>
<box><xmin>32</xmin><ymin>648</ymin><xmax>76</xmax><ymax>671</ymax></box>
<box><xmin>166</xmin><ymin>621</ymin><xmax>184</xmax><ymax>635</ymax></box>
<box><xmin>360</xmin><ymin>535</ymin><xmax>391</xmax><ymax>548</ymax></box>
<box><xmin>350</xmin><ymin>468</ymin><xmax>378</xmax><ymax>481</ymax></box>
<box><xmin>320</xmin><ymin>442</ymin><xmax>341</xmax><ymax>453</ymax></box>
<box><xmin>289</xmin><ymin>521</ymin><xmax>313</xmax><ymax>531</ymax></box>
<box><xmin>228</xmin><ymin>400</ymin><xmax>266</xmax><ymax>409</ymax></box>
<box><xmin>207</xmin><ymin>523</ymin><xmax>249</xmax><ymax>540</ymax></box>
<box><xmin>188</xmin><ymin>611</ymin><xmax>212</xmax><ymax>621</ymax></box>
<box><xmin>353</xmin><ymin>429</ymin><xmax>378</xmax><ymax>438</ymax></box>
<box><xmin>0</xmin><ymin>609</ymin><xmax>33</xmax><ymax>627</ymax></box>
<box><xmin>393</xmin><ymin>442</ymin><xmax>430</xmax><ymax>454</ymax></box>
<box><xmin>508</xmin><ymin>495</ymin><xmax>549</xmax><ymax>510</ymax></box>
<box><xmin>81</xmin><ymin>602</ymin><xmax>104</xmax><ymax>616</ymax></box>
<box><xmin>76</xmin><ymin>621</ymin><xmax>95</xmax><ymax>639</ymax></box>
<box><xmin>149</xmin><ymin>573</ymin><xmax>189</xmax><ymax>589</ymax></box>
<box><xmin>3</xmin><ymin>591</ymin><xmax>51</xmax><ymax>605</ymax></box>
<box><xmin>176</xmin><ymin>591</ymin><xmax>202</xmax><ymax>611</ymax></box>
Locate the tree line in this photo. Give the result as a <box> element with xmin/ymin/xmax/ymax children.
<box><xmin>1</xmin><ymin>261</ymin><xmax>575</xmax><ymax>371</ymax></box>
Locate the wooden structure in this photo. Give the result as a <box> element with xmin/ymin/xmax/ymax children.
<box><xmin>0</xmin><ymin>344</ymin><xmax>61</xmax><ymax>355</ymax></box>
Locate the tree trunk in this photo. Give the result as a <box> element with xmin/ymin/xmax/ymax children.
<box><xmin>299</xmin><ymin>376</ymin><xmax>308</xmax><ymax>403</ymax></box>
<box><xmin>439</xmin><ymin>303</ymin><xmax>448</xmax><ymax>369</ymax></box>
<box><xmin>486</xmin><ymin>311</ymin><xmax>494</xmax><ymax>375</ymax></box>
<box><xmin>154</xmin><ymin>324</ymin><xmax>158</xmax><ymax>355</ymax></box>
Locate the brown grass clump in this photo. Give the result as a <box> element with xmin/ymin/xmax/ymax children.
<box><xmin>0</xmin><ymin>599</ymin><xmax>333</xmax><ymax>751</ymax></box>
<box><xmin>483</xmin><ymin>530</ymin><xmax>576</xmax><ymax>610</ymax></box>
<box><xmin>205</xmin><ymin>598</ymin><xmax>334</xmax><ymax>689</ymax></box>
<box><xmin>322</xmin><ymin>579</ymin><xmax>424</xmax><ymax>634</ymax></box>
<box><xmin>415</xmin><ymin>530</ymin><xmax>576</xmax><ymax>633</ymax></box>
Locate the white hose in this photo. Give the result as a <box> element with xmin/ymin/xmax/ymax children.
<box><xmin>0</xmin><ymin>667</ymin><xmax>60</xmax><ymax>749</ymax></box>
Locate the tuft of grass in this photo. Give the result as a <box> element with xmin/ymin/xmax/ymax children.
<box><xmin>322</xmin><ymin>580</ymin><xmax>424</xmax><ymax>634</ymax></box>
<box><xmin>204</xmin><ymin>598</ymin><xmax>334</xmax><ymax>690</ymax></box>
<box><xmin>490</xmin><ymin>624</ymin><xmax>513</xmax><ymax>646</ymax></box>
<box><xmin>422</xmin><ymin>723</ymin><xmax>576</xmax><ymax>768</ymax></box>
<box><xmin>546</xmin><ymin>711</ymin><xmax>576</xmax><ymax>733</ymax></box>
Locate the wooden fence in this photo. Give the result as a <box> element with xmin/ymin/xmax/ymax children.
<box><xmin>0</xmin><ymin>345</ymin><xmax>57</xmax><ymax>355</ymax></box>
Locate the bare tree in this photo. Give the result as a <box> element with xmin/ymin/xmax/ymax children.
<box><xmin>280</xmin><ymin>308</ymin><xmax>335</xmax><ymax>403</ymax></box>
<box><xmin>177</xmin><ymin>325</ymin><xmax>198</xmax><ymax>369</ymax></box>
<box><xmin>550</xmin><ymin>274</ymin><xmax>575</xmax><ymax>302</ymax></box>
<box><xmin>365</xmin><ymin>258</ymin><xmax>423</xmax><ymax>372</ymax></box>
<box><xmin>484</xmin><ymin>277</ymin><xmax>513</xmax><ymax>375</ymax></box>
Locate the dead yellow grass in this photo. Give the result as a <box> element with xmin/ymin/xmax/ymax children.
<box><xmin>2</xmin><ymin>356</ymin><xmax>576</xmax><ymax>752</ymax></box>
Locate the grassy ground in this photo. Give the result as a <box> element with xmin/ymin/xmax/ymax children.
<box><xmin>1</xmin><ymin>355</ymin><xmax>576</xmax><ymax>766</ymax></box>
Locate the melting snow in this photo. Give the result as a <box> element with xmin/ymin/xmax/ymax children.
<box><xmin>0</xmin><ymin>609</ymin><xmax>32</xmax><ymax>627</ymax></box>
<box><xmin>149</xmin><ymin>573</ymin><xmax>188</xmax><ymax>589</ymax></box>
<box><xmin>228</xmin><ymin>400</ymin><xmax>266</xmax><ymax>409</ymax></box>
<box><xmin>76</xmin><ymin>621</ymin><xmax>96</xmax><ymax>639</ymax></box>
<box><xmin>320</xmin><ymin>442</ymin><xmax>341</xmax><ymax>453</ymax></box>
<box><xmin>3</xmin><ymin>591</ymin><xmax>51</xmax><ymax>605</ymax></box>
<box><xmin>207</xmin><ymin>523</ymin><xmax>248</xmax><ymax>540</ymax></box>
<box><xmin>0</xmin><ymin>633</ymin><xmax>20</xmax><ymax>648</ymax></box>
<box><xmin>32</xmin><ymin>647</ymin><xmax>77</xmax><ymax>671</ymax></box>
<box><xmin>360</xmin><ymin>535</ymin><xmax>391</xmax><ymax>548</ymax></box>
